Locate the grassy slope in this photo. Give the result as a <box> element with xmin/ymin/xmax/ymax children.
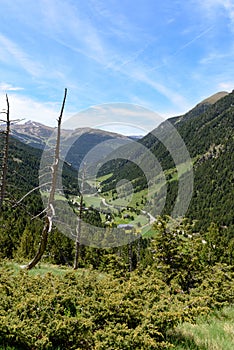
<box><xmin>170</xmin><ymin>306</ymin><xmax>234</xmax><ymax>349</ymax></box>
<box><xmin>3</xmin><ymin>261</ymin><xmax>72</xmax><ymax>277</ymax></box>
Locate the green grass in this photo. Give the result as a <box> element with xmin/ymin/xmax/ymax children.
<box><xmin>3</xmin><ymin>260</ymin><xmax>73</xmax><ymax>277</ymax></box>
<box><xmin>3</xmin><ymin>261</ymin><xmax>108</xmax><ymax>281</ymax></box>
<box><xmin>169</xmin><ymin>306</ymin><xmax>234</xmax><ymax>350</ymax></box>
<box><xmin>114</xmin><ymin>213</ymin><xmax>148</xmax><ymax>226</ymax></box>
<box><xmin>83</xmin><ymin>194</ymin><xmax>102</xmax><ymax>208</ymax></box>
<box><xmin>85</xmin><ymin>173</ymin><xmax>114</xmax><ymax>190</ymax></box>
<box><xmin>141</xmin><ymin>226</ymin><xmax>155</xmax><ymax>236</ymax></box>
<box><xmin>97</xmin><ymin>173</ymin><xmax>113</xmax><ymax>183</ymax></box>
<box><xmin>41</xmin><ymin>191</ymin><xmax>66</xmax><ymax>201</ymax></box>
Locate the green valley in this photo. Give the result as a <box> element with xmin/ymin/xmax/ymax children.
<box><xmin>0</xmin><ymin>90</ymin><xmax>234</xmax><ymax>349</ymax></box>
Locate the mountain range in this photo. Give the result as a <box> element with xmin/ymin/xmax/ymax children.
<box><xmin>10</xmin><ymin>122</ymin><xmax>129</xmax><ymax>171</ymax></box>
<box><xmin>2</xmin><ymin>90</ymin><xmax>234</xmax><ymax>233</ymax></box>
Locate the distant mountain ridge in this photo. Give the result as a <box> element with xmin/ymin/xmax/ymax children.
<box><xmin>11</xmin><ymin>121</ymin><xmax>126</xmax><ymax>147</ymax></box>
<box><xmin>10</xmin><ymin>122</ymin><xmax>128</xmax><ymax>170</ymax></box>
<box><xmin>11</xmin><ymin>120</ymin><xmax>55</xmax><ymax>149</ymax></box>
<box><xmin>11</xmin><ymin>90</ymin><xmax>228</xmax><ymax>151</ymax></box>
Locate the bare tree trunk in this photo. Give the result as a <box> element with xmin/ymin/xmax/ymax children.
<box><xmin>128</xmin><ymin>240</ymin><xmax>133</xmax><ymax>272</ymax></box>
<box><xmin>74</xmin><ymin>164</ymin><xmax>86</xmax><ymax>269</ymax></box>
<box><xmin>24</xmin><ymin>88</ymin><xmax>67</xmax><ymax>270</ymax></box>
<box><xmin>74</xmin><ymin>195</ymin><xmax>83</xmax><ymax>269</ymax></box>
<box><xmin>0</xmin><ymin>94</ymin><xmax>10</xmax><ymax>209</ymax></box>
<box><xmin>136</xmin><ymin>236</ymin><xmax>141</xmax><ymax>265</ymax></box>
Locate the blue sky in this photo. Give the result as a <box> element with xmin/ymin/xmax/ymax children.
<box><xmin>0</xmin><ymin>0</ymin><xmax>233</xmax><ymax>131</ymax></box>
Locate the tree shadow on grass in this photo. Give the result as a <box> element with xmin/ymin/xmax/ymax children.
<box><xmin>167</xmin><ymin>330</ymin><xmax>207</xmax><ymax>350</ymax></box>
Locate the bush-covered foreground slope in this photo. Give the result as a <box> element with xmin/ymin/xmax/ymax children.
<box><xmin>0</xmin><ymin>260</ymin><xmax>233</xmax><ymax>350</ymax></box>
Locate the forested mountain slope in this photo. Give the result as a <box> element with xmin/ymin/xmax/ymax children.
<box><xmin>0</xmin><ymin>133</ymin><xmax>81</xmax><ymax>261</ymax></box>
<box><xmin>0</xmin><ymin>134</ymin><xmax>80</xmax><ymax>210</ymax></box>
<box><xmin>100</xmin><ymin>90</ymin><xmax>234</xmax><ymax>230</ymax></box>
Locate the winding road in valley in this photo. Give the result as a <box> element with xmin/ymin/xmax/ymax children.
<box><xmin>101</xmin><ymin>198</ymin><xmax>156</xmax><ymax>226</ymax></box>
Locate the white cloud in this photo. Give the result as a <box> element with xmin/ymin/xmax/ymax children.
<box><xmin>62</xmin><ymin>103</ymin><xmax>164</xmax><ymax>134</ymax></box>
<box><xmin>40</xmin><ymin>0</ymin><xmax>106</xmax><ymax>64</ymax></box>
<box><xmin>199</xmin><ymin>52</ymin><xmax>232</xmax><ymax>65</ymax></box>
<box><xmin>89</xmin><ymin>0</ymin><xmax>146</xmax><ymax>42</ymax></box>
<box><xmin>217</xmin><ymin>82</ymin><xmax>233</xmax><ymax>91</ymax></box>
<box><xmin>222</xmin><ymin>0</ymin><xmax>234</xmax><ymax>31</ymax></box>
<box><xmin>196</xmin><ymin>0</ymin><xmax>234</xmax><ymax>30</ymax></box>
<box><xmin>0</xmin><ymin>33</ymin><xmax>43</xmax><ymax>77</ymax></box>
<box><xmin>0</xmin><ymin>1</ymin><xmax>200</xmax><ymax>120</ymax></box>
<box><xmin>38</xmin><ymin>1</ymin><xmax>188</xmax><ymax>111</ymax></box>
<box><xmin>0</xmin><ymin>94</ymin><xmax>66</xmax><ymax>126</ymax></box>
<box><xmin>0</xmin><ymin>83</ymin><xmax>24</xmax><ymax>91</ymax></box>
<box><xmin>128</xmin><ymin>69</ymin><xmax>190</xmax><ymax>110</ymax></box>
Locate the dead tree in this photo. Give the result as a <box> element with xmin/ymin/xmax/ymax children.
<box><xmin>73</xmin><ymin>194</ymin><xmax>83</xmax><ymax>270</ymax></box>
<box><xmin>24</xmin><ymin>88</ymin><xmax>67</xmax><ymax>270</ymax></box>
<box><xmin>136</xmin><ymin>235</ymin><xmax>141</xmax><ymax>265</ymax></box>
<box><xmin>0</xmin><ymin>94</ymin><xmax>10</xmax><ymax>209</ymax></box>
<box><xmin>128</xmin><ymin>232</ymin><xmax>134</xmax><ymax>272</ymax></box>
<box><xmin>74</xmin><ymin>164</ymin><xmax>86</xmax><ymax>269</ymax></box>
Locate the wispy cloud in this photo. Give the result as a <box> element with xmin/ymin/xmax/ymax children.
<box><xmin>89</xmin><ymin>0</ymin><xmax>147</xmax><ymax>42</ymax></box>
<box><xmin>117</xmin><ymin>40</ymin><xmax>154</xmax><ymax>69</ymax></box>
<box><xmin>0</xmin><ymin>33</ymin><xmax>43</xmax><ymax>77</ymax></box>
<box><xmin>62</xmin><ymin>103</ymin><xmax>163</xmax><ymax>134</ymax></box>
<box><xmin>200</xmin><ymin>53</ymin><xmax>227</xmax><ymax>65</ymax></box>
<box><xmin>224</xmin><ymin>0</ymin><xmax>234</xmax><ymax>27</ymax></box>
<box><xmin>0</xmin><ymin>93</ymin><xmax>66</xmax><ymax>126</ymax></box>
<box><xmin>0</xmin><ymin>83</ymin><xmax>24</xmax><ymax>91</ymax></box>
<box><xmin>38</xmin><ymin>0</ymin><xmax>189</xmax><ymax>111</ymax></box>
<box><xmin>196</xmin><ymin>0</ymin><xmax>234</xmax><ymax>31</ymax></box>
<box><xmin>175</xmin><ymin>26</ymin><xmax>214</xmax><ymax>54</ymax></box>
<box><xmin>1</xmin><ymin>0</ymin><xmax>231</xmax><ymax>128</ymax></box>
<box><xmin>123</xmin><ymin>68</ymin><xmax>190</xmax><ymax>111</ymax></box>
<box><xmin>148</xmin><ymin>25</ymin><xmax>214</xmax><ymax>73</ymax></box>
<box><xmin>218</xmin><ymin>82</ymin><xmax>233</xmax><ymax>91</ymax></box>
<box><xmin>40</xmin><ymin>0</ymin><xmax>106</xmax><ymax>64</ymax></box>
